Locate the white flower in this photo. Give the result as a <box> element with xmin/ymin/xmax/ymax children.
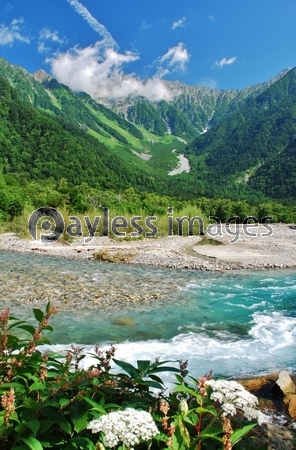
<box><xmin>205</xmin><ymin>379</ymin><xmax>263</xmax><ymax>424</ymax></box>
<box><xmin>87</xmin><ymin>408</ymin><xmax>159</xmax><ymax>448</ymax></box>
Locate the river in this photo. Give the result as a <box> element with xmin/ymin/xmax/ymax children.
<box><xmin>1</xmin><ymin>250</ymin><xmax>296</xmax><ymax>379</ymax></box>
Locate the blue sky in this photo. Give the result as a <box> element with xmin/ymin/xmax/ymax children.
<box><xmin>1</xmin><ymin>0</ymin><xmax>296</xmax><ymax>101</ymax></box>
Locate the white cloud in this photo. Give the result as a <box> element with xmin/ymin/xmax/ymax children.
<box><xmin>171</xmin><ymin>17</ymin><xmax>186</xmax><ymax>29</ymax></box>
<box><xmin>215</xmin><ymin>56</ymin><xmax>236</xmax><ymax>68</ymax></box>
<box><xmin>38</xmin><ymin>28</ymin><xmax>66</xmax><ymax>53</ymax></box>
<box><xmin>47</xmin><ymin>1</ymin><xmax>189</xmax><ymax>101</ymax></box>
<box><xmin>0</xmin><ymin>18</ymin><xmax>30</xmax><ymax>46</ymax></box>
<box><xmin>67</xmin><ymin>0</ymin><xmax>117</xmax><ymax>48</ymax></box>
<box><xmin>158</xmin><ymin>42</ymin><xmax>190</xmax><ymax>71</ymax></box>
<box><xmin>47</xmin><ymin>41</ymin><xmax>172</xmax><ymax>101</ymax></box>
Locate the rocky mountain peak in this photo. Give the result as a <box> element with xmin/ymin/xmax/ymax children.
<box><xmin>32</xmin><ymin>69</ymin><xmax>52</xmax><ymax>83</ymax></box>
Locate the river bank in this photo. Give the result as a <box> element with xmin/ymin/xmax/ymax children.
<box><xmin>1</xmin><ymin>223</ymin><xmax>296</xmax><ymax>271</ymax></box>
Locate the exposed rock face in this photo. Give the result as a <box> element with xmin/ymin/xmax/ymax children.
<box><xmin>276</xmin><ymin>371</ymin><xmax>296</xmax><ymax>396</ymax></box>
<box><xmin>32</xmin><ymin>69</ymin><xmax>52</xmax><ymax>83</ymax></box>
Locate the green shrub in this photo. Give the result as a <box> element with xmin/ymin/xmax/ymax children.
<box><xmin>0</xmin><ymin>304</ymin><xmax>262</xmax><ymax>449</ymax></box>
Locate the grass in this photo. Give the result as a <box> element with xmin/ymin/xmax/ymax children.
<box><xmin>0</xmin><ymin>206</ymin><xmax>208</xmax><ymax>244</ymax></box>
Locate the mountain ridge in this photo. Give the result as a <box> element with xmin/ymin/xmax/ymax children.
<box><xmin>1</xmin><ymin>55</ymin><xmax>296</xmax><ymax>204</ymax></box>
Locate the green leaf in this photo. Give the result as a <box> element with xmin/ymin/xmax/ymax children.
<box><xmin>21</xmin><ymin>436</ymin><xmax>43</xmax><ymax>450</ymax></box>
<box><xmin>73</xmin><ymin>413</ymin><xmax>88</xmax><ymax>433</ymax></box>
<box><xmin>196</xmin><ymin>405</ymin><xmax>217</xmax><ymax>416</ymax></box>
<box><xmin>59</xmin><ymin>398</ymin><xmax>70</xmax><ymax>408</ymax></box>
<box><xmin>149</xmin><ymin>374</ymin><xmax>164</xmax><ymax>384</ymax></box>
<box><xmin>46</xmin><ymin>301</ymin><xmax>51</xmax><ymax>314</ymax></box>
<box><xmin>70</xmin><ymin>437</ymin><xmax>96</xmax><ymax>449</ymax></box>
<box><xmin>82</xmin><ymin>397</ymin><xmax>106</xmax><ymax>413</ymax></box>
<box><xmin>42</xmin><ymin>408</ymin><xmax>72</xmax><ymax>435</ymax></box>
<box><xmin>42</xmin><ymin>325</ymin><xmax>53</xmax><ymax>332</ymax></box>
<box><xmin>136</xmin><ymin>379</ymin><xmax>164</xmax><ymax>389</ymax></box>
<box><xmin>148</xmin><ymin>365</ymin><xmax>179</xmax><ymax>374</ymax></box>
<box><xmin>173</xmin><ymin>384</ymin><xmax>202</xmax><ymax>399</ymax></box>
<box><xmin>8</xmin><ymin>320</ymin><xmax>27</xmax><ymax>330</ymax></box>
<box><xmin>27</xmin><ymin>419</ymin><xmax>40</xmax><ymax>436</ymax></box>
<box><xmin>136</xmin><ymin>360</ymin><xmax>151</xmax><ymax>374</ymax></box>
<box><xmin>230</xmin><ymin>423</ymin><xmax>257</xmax><ymax>445</ymax></box>
<box><xmin>175</xmin><ymin>374</ymin><xmax>185</xmax><ymax>383</ymax></box>
<box><xmin>33</xmin><ymin>309</ymin><xmax>44</xmax><ymax>323</ymax></box>
<box><xmin>17</xmin><ymin>324</ymin><xmax>36</xmax><ymax>336</ymax></box>
<box><xmin>199</xmin><ymin>433</ymin><xmax>223</xmax><ymax>442</ymax></box>
<box><xmin>37</xmin><ymin>420</ymin><xmax>55</xmax><ymax>434</ymax></box>
<box><xmin>113</xmin><ymin>358</ymin><xmax>139</xmax><ymax>378</ymax></box>
<box><xmin>29</xmin><ymin>382</ymin><xmax>45</xmax><ymax>392</ymax></box>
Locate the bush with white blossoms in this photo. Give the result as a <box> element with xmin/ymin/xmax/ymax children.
<box><xmin>87</xmin><ymin>408</ymin><xmax>159</xmax><ymax>449</ymax></box>
<box><xmin>205</xmin><ymin>379</ymin><xmax>264</xmax><ymax>424</ymax></box>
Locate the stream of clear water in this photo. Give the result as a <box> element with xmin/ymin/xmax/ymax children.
<box><xmin>1</xmin><ymin>250</ymin><xmax>296</xmax><ymax>379</ymax></box>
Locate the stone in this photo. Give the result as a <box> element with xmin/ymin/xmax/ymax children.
<box><xmin>275</xmin><ymin>371</ymin><xmax>296</xmax><ymax>396</ymax></box>
<box><xmin>266</xmin><ymin>424</ymin><xmax>295</xmax><ymax>450</ymax></box>
<box><xmin>287</xmin><ymin>394</ymin><xmax>296</xmax><ymax>420</ymax></box>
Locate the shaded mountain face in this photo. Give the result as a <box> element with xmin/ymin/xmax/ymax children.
<box><xmin>0</xmin><ymin>56</ymin><xmax>295</xmax><ymax>203</ymax></box>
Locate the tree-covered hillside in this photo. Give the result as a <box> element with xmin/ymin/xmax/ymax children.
<box><xmin>185</xmin><ymin>68</ymin><xmax>296</xmax><ymax>202</ymax></box>
<box><xmin>0</xmin><ymin>77</ymin><xmax>158</xmax><ymax>192</ymax></box>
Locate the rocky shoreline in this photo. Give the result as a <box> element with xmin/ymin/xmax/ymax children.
<box><xmin>1</xmin><ymin>223</ymin><xmax>296</xmax><ymax>271</ymax></box>
<box><xmin>237</xmin><ymin>371</ymin><xmax>296</xmax><ymax>449</ymax></box>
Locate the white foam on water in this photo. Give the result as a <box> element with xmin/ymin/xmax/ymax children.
<box><xmin>224</xmin><ymin>302</ymin><xmax>249</xmax><ymax>309</ymax></box>
<box><xmin>42</xmin><ymin>311</ymin><xmax>296</xmax><ymax>381</ymax></box>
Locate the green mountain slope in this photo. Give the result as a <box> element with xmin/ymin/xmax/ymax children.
<box><xmin>0</xmin><ymin>76</ymin><xmax>160</xmax><ymax>192</ymax></box>
<box><xmin>1</xmin><ymin>56</ymin><xmax>296</xmax><ymax>205</ymax></box>
<box><xmin>184</xmin><ymin>68</ymin><xmax>296</xmax><ymax>201</ymax></box>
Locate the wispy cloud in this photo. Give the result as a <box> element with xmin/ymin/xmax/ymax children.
<box><xmin>38</xmin><ymin>28</ymin><xmax>66</xmax><ymax>53</ymax></box>
<box><xmin>4</xmin><ymin>3</ymin><xmax>14</xmax><ymax>12</ymax></box>
<box><xmin>158</xmin><ymin>42</ymin><xmax>190</xmax><ymax>72</ymax></box>
<box><xmin>214</xmin><ymin>56</ymin><xmax>236</xmax><ymax>68</ymax></box>
<box><xmin>67</xmin><ymin>0</ymin><xmax>117</xmax><ymax>48</ymax></box>
<box><xmin>140</xmin><ymin>20</ymin><xmax>151</xmax><ymax>30</ymax></box>
<box><xmin>0</xmin><ymin>18</ymin><xmax>30</xmax><ymax>46</ymax></box>
<box><xmin>199</xmin><ymin>78</ymin><xmax>217</xmax><ymax>90</ymax></box>
<box><xmin>208</xmin><ymin>15</ymin><xmax>215</xmax><ymax>22</ymax></box>
<box><xmin>47</xmin><ymin>41</ymin><xmax>172</xmax><ymax>101</ymax></box>
<box><xmin>171</xmin><ymin>17</ymin><xmax>186</xmax><ymax>29</ymax></box>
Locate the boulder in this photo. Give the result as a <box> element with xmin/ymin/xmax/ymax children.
<box><xmin>287</xmin><ymin>394</ymin><xmax>296</xmax><ymax>421</ymax></box>
<box><xmin>266</xmin><ymin>424</ymin><xmax>295</xmax><ymax>450</ymax></box>
<box><xmin>275</xmin><ymin>371</ymin><xmax>296</xmax><ymax>396</ymax></box>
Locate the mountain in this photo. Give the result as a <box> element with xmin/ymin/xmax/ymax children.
<box><xmin>185</xmin><ymin>67</ymin><xmax>296</xmax><ymax>201</ymax></box>
<box><xmin>103</xmin><ymin>70</ymin><xmax>290</xmax><ymax>136</ymax></box>
<box><xmin>1</xmin><ymin>56</ymin><xmax>296</xmax><ymax>205</ymax></box>
<box><xmin>0</xmin><ymin>58</ymin><xmax>189</xmax><ymax>177</ymax></box>
<box><xmin>0</xmin><ymin>75</ymin><xmax>161</xmax><ymax>196</ymax></box>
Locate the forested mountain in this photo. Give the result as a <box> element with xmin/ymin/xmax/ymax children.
<box><xmin>1</xmin><ymin>55</ymin><xmax>296</xmax><ymax>209</ymax></box>
<box><xmin>0</xmin><ymin>76</ymin><xmax>160</xmax><ymax>193</ymax></box>
<box><xmin>184</xmin><ymin>67</ymin><xmax>296</xmax><ymax>202</ymax></box>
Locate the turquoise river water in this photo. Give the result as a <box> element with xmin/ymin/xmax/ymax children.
<box><xmin>1</xmin><ymin>250</ymin><xmax>296</xmax><ymax>379</ymax></box>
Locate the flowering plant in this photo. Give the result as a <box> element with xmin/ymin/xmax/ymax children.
<box><xmin>0</xmin><ymin>304</ymin><xmax>265</xmax><ymax>449</ymax></box>
<box><xmin>205</xmin><ymin>379</ymin><xmax>263</xmax><ymax>424</ymax></box>
<box><xmin>88</xmin><ymin>408</ymin><xmax>159</xmax><ymax>449</ymax></box>
<box><xmin>158</xmin><ymin>372</ymin><xmax>264</xmax><ymax>450</ymax></box>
